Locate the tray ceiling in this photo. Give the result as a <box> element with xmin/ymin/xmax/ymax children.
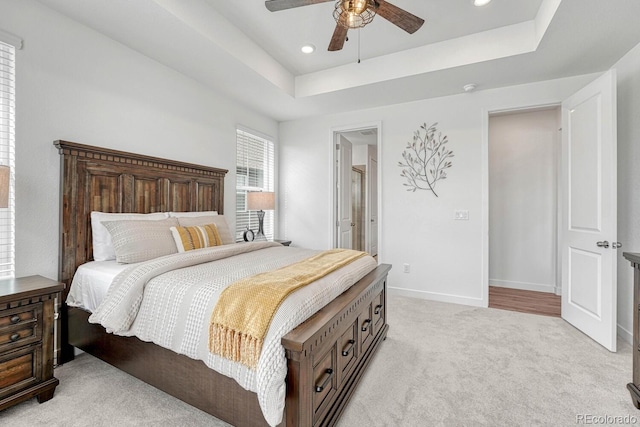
<box><xmin>36</xmin><ymin>0</ymin><xmax>640</xmax><ymax>121</ymax></box>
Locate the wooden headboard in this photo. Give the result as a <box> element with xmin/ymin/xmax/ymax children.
<box><xmin>54</xmin><ymin>140</ymin><xmax>228</xmax><ymax>297</ymax></box>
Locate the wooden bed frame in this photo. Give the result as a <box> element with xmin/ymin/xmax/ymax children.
<box><xmin>55</xmin><ymin>140</ymin><xmax>391</xmax><ymax>427</ymax></box>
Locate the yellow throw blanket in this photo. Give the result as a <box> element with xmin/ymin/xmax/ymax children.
<box><xmin>209</xmin><ymin>248</ymin><xmax>367</xmax><ymax>368</ymax></box>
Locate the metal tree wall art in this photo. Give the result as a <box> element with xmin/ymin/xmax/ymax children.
<box><xmin>398</xmin><ymin>122</ymin><xmax>454</xmax><ymax>197</ymax></box>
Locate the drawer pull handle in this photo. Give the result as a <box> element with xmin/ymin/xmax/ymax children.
<box><xmin>361</xmin><ymin>319</ymin><xmax>371</xmax><ymax>332</ymax></box>
<box><xmin>374</xmin><ymin>304</ymin><xmax>383</xmax><ymax>315</ymax></box>
<box><xmin>10</xmin><ymin>333</ymin><xmax>20</xmax><ymax>342</ymax></box>
<box><xmin>342</xmin><ymin>339</ymin><xmax>355</xmax><ymax>357</ymax></box>
<box><xmin>10</xmin><ymin>315</ymin><xmax>20</xmax><ymax>324</ymax></box>
<box><xmin>315</xmin><ymin>369</ymin><xmax>333</xmax><ymax>393</ymax></box>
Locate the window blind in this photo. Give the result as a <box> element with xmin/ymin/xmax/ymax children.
<box><xmin>0</xmin><ymin>30</ymin><xmax>23</xmax><ymax>50</ymax></box>
<box><xmin>0</xmin><ymin>41</ymin><xmax>15</xmax><ymax>278</ymax></box>
<box><xmin>236</xmin><ymin>128</ymin><xmax>275</xmax><ymax>241</ymax></box>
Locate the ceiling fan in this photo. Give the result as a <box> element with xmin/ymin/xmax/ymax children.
<box><xmin>265</xmin><ymin>0</ymin><xmax>425</xmax><ymax>52</ymax></box>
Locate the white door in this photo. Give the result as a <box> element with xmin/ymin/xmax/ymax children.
<box><xmin>561</xmin><ymin>70</ymin><xmax>617</xmax><ymax>351</ymax></box>
<box><xmin>337</xmin><ymin>136</ymin><xmax>353</xmax><ymax>249</ymax></box>
<box><xmin>369</xmin><ymin>157</ymin><xmax>378</xmax><ymax>256</ymax></box>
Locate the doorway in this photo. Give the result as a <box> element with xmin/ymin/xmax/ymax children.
<box><xmin>332</xmin><ymin>123</ymin><xmax>380</xmax><ymax>257</ymax></box>
<box><xmin>482</xmin><ymin>71</ymin><xmax>618</xmax><ymax>351</ymax></box>
<box><xmin>488</xmin><ymin>107</ymin><xmax>561</xmax><ymax>316</ymax></box>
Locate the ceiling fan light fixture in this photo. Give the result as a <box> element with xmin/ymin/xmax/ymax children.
<box><xmin>333</xmin><ymin>0</ymin><xmax>377</xmax><ymax>30</ymax></box>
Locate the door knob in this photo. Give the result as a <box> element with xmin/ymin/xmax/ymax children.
<box><xmin>351</xmin><ymin>223</ymin><xmax>355</xmax><ymax>227</ymax></box>
<box><xmin>612</xmin><ymin>242</ymin><xmax>623</xmax><ymax>249</ymax></box>
<box><xmin>596</xmin><ymin>241</ymin><xmax>610</xmax><ymax>248</ymax></box>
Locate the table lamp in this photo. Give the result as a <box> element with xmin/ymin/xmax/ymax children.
<box><xmin>247</xmin><ymin>191</ymin><xmax>275</xmax><ymax>241</ymax></box>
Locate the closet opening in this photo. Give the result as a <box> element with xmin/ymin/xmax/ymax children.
<box><xmin>488</xmin><ymin>106</ymin><xmax>561</xmax><ymax>317</ymax></box>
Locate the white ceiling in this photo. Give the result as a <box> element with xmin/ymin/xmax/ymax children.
<box><xmin>340</xmin><ymin>128</ymin><xmax>378</xmax><ymax>146</ymax></box>
<box><xmin>36</xmin><ymin>0</ymin><xmax>640</xmax><ymax>122</ymax></box>
<box><xmin>208</xmin><ymin>0</ymin><xmax>544</xmax><ymax>76</ymax></box>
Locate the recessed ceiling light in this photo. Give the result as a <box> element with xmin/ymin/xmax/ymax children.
<box><xmin>474</xmin><ymin>0</ymin><xmax>492</xmax><ymax>6</ymax></box>
<box><xmin>301</xmin><ymin>44</ymin><xmax>315</xmax><ymax>54</ymax></box>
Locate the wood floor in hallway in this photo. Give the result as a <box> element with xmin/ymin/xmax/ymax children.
<box><xmin>489</xmin><ymin>286</ymin><xmax>561</xmax><ymax>317</ymax></box>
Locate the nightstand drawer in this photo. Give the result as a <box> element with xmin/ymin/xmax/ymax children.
<box><xmin>0</xmin><ymin>303</ymin><xmax>42</xmax><ymax>353</ymax></box>
<box><xmin>0</xmin><ymin>345</ymin><xmax>41</xmax><ymax>399</ymax></box>
<box><xmin>0</xmin><ymin>275</ymin><xmax>63</xmax><ymax>410</ymax></box>
<box><xmin>0</xmin><ymin>304</ymin><xmax>39</xmax><ymax>327</ymax></box>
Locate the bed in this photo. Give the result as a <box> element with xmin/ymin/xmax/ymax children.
<box><xmin>55</xmin><ymin>140</ymin><xmax>391</xmax><ymax>427</ymax></box>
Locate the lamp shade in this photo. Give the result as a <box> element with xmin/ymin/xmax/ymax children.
<box><xmin>0</xmin><ymin>165</ymin><xmax>9</xmax><ymax>209</ymax></box>
<box><xmin>247</xmin><ymin>191</ymin><xmax>275</xmax><ymax>211</ymax></box>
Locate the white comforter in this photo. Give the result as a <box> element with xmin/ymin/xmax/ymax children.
<box><xmin>85</xmin><ymin>242</ymin><xmax>377</xmax><ymax>426</ymax></box>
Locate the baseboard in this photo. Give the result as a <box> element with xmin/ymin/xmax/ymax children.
<box><xmin>388</xmin><ymin>286</ymin><xmax>486</xmax><ymax>308</ymax></box>
<box><xmin>489</xmin><ymin>279</ymin><xmax>556</xmax><ymax>294</ymax></box>
<box><xmin>618</xmin><ymin>324</ymin><xmax>633</xmax><ymax>346</ymax></box>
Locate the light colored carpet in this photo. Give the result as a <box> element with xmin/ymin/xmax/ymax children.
<box><xmin>1</xmin><ymin>295</ymin><xmax>635</xmax><ymax>426</ymax></box>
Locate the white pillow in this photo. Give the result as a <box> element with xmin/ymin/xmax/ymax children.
<box><xmin>90</xmin><ymin>211</ymin><xmax>169</xmax><ymax>261</ymax></box>
<box><xmin>102</xmin><ymin>217</ymin><xmax>179</xmax><ymax>264</ymax></box>
<box><xmin>168</xmin><ymin>211</ymin><xmax>218</xmax><ymax>218</ymax></box>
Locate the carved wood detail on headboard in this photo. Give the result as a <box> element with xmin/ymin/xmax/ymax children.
<box><xmin>54</xmin><ymin>140</ymin><xmax>228</xmax><ymax>293</ymax></box>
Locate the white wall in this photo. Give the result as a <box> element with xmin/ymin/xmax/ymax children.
<box><xmin>489</xmin><ymin>109</ymin><xmax>559</xmax><ymax>293</ymax></box>
<box><xmin>352</xmin><ymin>144</ymin><xmax>367</xmax><ymax>166</ymax></box>
<box><xmin>0</xmin><ymin>0</ymin><xmax>278</xmax><ymax>280</ymax></box>
<box><xmin>613</xmin><ymin>42</ymin><xmax>640</xmax><ymax>344</ymax></box>
<box><xmin>280</xmin><ymin>74</ymin><xmax>597</xmax><ymax>307</ymax></box>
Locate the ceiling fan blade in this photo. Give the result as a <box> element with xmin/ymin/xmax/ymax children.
<box><xmin>265</xmin><ymin>0</ymin><xmax>333</xmax><ymax>12</ymax></box>
<box><xmin>328</xmin><ymin>24</ymin><xmax>348</xmax><ymax>51</ymax></box>
<box><xmin>375</xmin><ymin>0</ymin><xmax>425</xmax><ymax>34</ymax></box>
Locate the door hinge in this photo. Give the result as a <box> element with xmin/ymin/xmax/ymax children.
<box><xmin>336</xmin><ymin>143</ymin><xmax>340</xmax><ymax>150</ymax></box>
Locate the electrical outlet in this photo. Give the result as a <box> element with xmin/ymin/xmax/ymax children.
<box><xmin>454</xmin><ymin>209</ymin><xmax>469</xmax><ymax>220</ymax></box>
<box><xmin>403</xmin><ymin>263</ymin><xmax>410</xmax><ymax>273</ymax></box>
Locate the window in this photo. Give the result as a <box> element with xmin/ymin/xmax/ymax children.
<box><xmin>236</xmin><ymin>128</ymin><xmax>275</xmax><ymax>241</ymax></box>
<box><xmin>0</xmin><ymin>40</ymin><xmax>15</xmax><ymax>278</ymax></box>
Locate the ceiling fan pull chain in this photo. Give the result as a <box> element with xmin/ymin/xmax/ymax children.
<box><xmin>357</xmin><ymin>28</ymin><xmax>361</xmax><ymax>64</ymax></box>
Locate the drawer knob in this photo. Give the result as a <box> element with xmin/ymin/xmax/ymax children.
<box><xmin>374</xmin><ymin>304</ymin><xmax>383</xmax><ymax>315</ymax></box>
<box><xmin>361</xmin><ymin>319</ymin><xmax>371</xmax><ymax>332</ymax></box>
<box><xmin>315</xmin><ymin>369</ymin><xmax>334</xmax><ymax>393</ymax></box>
<box><xmin>10</xmin><ymin>315</ymin><xmax>20</xmax><ymax>324</ymax></box>
<box><xmin>10</xmin><ymin>333</ymin><xmax>20</xmax><ymax>342</ymax></box>
<box><xmin>341</xmin><ymin>339</ymin><xmax>355</xmax><ymax>357</ymax></box>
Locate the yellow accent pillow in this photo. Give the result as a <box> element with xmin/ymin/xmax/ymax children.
<box><xmin>170</xmin><ymin>224</ymin><xmax>222</xmax><ymax>252</ymax></box>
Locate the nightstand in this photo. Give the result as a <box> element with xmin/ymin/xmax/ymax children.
<box><xmin>0</xmin><ymin>275</ymin><xmax>64</xmax><ymax>411</ymax></box>
<box><xmin>274</xmin><ymin>239</ymin><xmax>291</xmax><ymax>246</ymax></box>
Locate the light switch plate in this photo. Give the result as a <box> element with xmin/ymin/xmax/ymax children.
<box><xmin>454</xmin><ymin>209</ymin><xmax>469</xmax><ymax>220</ymax></box>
